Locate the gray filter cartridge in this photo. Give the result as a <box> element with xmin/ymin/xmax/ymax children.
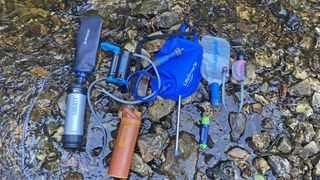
<box><xmin>62</xmin><ymin>85</ymin><xmax>87</xmax><ymax>149</ymax></box>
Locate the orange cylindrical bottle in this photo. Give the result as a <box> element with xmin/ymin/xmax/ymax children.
<box><xmin>108</xmin><ymin>106</ymin><xmax>141</xmax><ymax>178</ymax></box>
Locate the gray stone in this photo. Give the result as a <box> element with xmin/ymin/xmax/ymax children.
<box><xmin>249</xmin><ymin>132</ymin><xmax>271</xmax><ymax>152</ymax></box>
<box><xmin>301</xmin><ymin>141</ymin><xmax>320</xmax><ymax>158</ymax></box>
<box><xmin>296</xmin><ymin>100</ymin><xmax>313</xmax><ymax>117</ymax></box>
<box><xmin>292</xmin><ymin>66</ymin><xmax>309</xmax><ymax>80</ymax></box>
<box><xmin>284</xmin><ymin>118</ymin><xmax>299</xmax><ymax>130</ymax></box>
<box><xmin>206</xmin><ymin>160</ymin><xmax>236</xmax><ymax>179</ymax></box>
<box><xmin>277</xmin><ymin>137</ymin><xmax>292</xmax><ymax>154</ymax></box>
<box><xmin>159</xmin><ymin>132</ymin><xmax>198</xmax><ymax>179</ymax></box>
<box><xmin>137</xmin><ymin>126</ymin><xmax>169</xmax><ymax>162</ymax></box>
<box><xmin>268</xmin><ymin>156</ymin><xmax>291</xmax><ymax>177</ymax></box>
<box><xmin>312</xmin><ymin>92</ymin><xmax>320</xmax><ymax>108</ymax></box>
<box><xmin>155</xmin><ymin>12</ymin><xmax>180</xmax><ymax>29</ymax></box>
<box><xmin>314</xmin><ymin>160</ymin><xmax>320</xmax><ymax>176</ymax></box>
<box><xmin>289</xmin><ymin>79</ymin><xmax>312</xmax><ymax>96</ymax></box>
<box><xmin>228</xmin><ymin>112</ymin><xmax>247</xmax><ymax>142</ymax></box>
<box><xmin>148</xmin><ymin>97</ymin><xmax>175</xmax><ymax>122</ymax></box>
<box><xmin>131</xmin><ymin>153</ymin><xmax>153</xmax><ymax>176</ymax></box>
<box><xmin>293</xmin><ymin>121</ymin><xmax>316</xmax><ymax>144</ymax></box>
<box><xmin>252</xmin><ymin>157</ymin><xmax>270</xmax><ymax>174</ymax></box>
<box><xmin>261</xmin><ymin>118</ymin><xmax>275</xmax><ymax>129</ymax></box>
<box><xmin>131</xmin><ymin>0</ymin><xmax>170</xmax><ymax>18</ymax></box>
<box><xmin>261</xmin><ymin>82</ymin><xmax>269</xmax><ymax>94</ymax></box>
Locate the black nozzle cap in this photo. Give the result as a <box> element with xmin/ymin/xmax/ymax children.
<box><xmin>62</xmin><ymin>134</ymin><xmax>83</xmax><ymax>149</ymax></box>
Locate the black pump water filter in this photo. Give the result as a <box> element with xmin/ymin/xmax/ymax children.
<box><xmin>62</xmin><ymin>16</ymin><xmax>103</xmax><ymax>149</ymax></box>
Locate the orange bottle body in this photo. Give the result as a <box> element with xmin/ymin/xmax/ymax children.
<box><xmin>108</xmin><ymin>107</ymin><xmax>141</xmax><ymax>178</ymax></box>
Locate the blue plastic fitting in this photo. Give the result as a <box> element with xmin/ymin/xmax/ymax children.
<box><xmin>154</xmin><ymin>48</ymin><xmax>183</xmax><ymax>66</ymax></box>
<box><xmin>100</xmin><ymin>42</ymin><xmax>121</xmax><ymax>54</ymax></box>
<box><xmin>210</xmin><ymin>82</ymin><xmax>220</xmax><ymax>108</ymax></box>
<box><xmin>105</xmin><ymin>77</ymin><xmax>126</xmax><ymax>86</ymax></box>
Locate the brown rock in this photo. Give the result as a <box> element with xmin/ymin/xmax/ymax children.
<box><xmin>252</xmin><ymin>103</ymin><xmax>262</xmax><ymax>114</ymax></box>
<box><xmin>226</xmin><ymin>146</ymin><xmax>251</xmax><ymax>161</ymax></box>
<box><xmin>252</xmin><ymin>157</ymin><xmax>270</xmax><ymax>174</ymax></box>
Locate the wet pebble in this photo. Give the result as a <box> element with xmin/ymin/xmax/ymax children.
<box><xmin>312</xmin><ymin>92</ymin><xmax>320</xmax><ymax>108</ymax></box>
<box><xmin>148</xmin><ymin>97</ymin><xmax>175</xmax><ymax>122</ymax></box>
<box><xmin>289</xmin><ymin>78</ymin><xmax>312</xmax><ymax>96</ymax></box>
<box><xmin>249</xmin><ymin>132</ymin><xmax>271</xmax><ymax>152</ymax></box>
<box><xmin>64</xmin><ymin>172</ymin><xmax>84</xmax><ymax>180</ymax></box>
<box><xmin>199</xmin><ymin>101</ymin><xmax>219</xmax><ymax>119</ymax></box>
<box><xmin>159</xmin><ymin>132</ymin><xmax>198</xmax><ymax>179</ymax></box>
<box><xmin>252</xmin><ymin>103</ymin><xmax>262</xmax><ymax>114</ymax></box>
<box><xmin>206</xmin><ymin>160</ymin><xmax>236</xmax><ymax>180</ymax></box>
<box><xmin>292</xmin><ymin>66</ymin><xmax>309</xmax><ymax>80</ymax></box>
<box><xmin>293</xmin><ymin>121</ymin><xmax>316</xmax><ymax>144</ymax></box>
<box><xmin>296</xmin><ymin>100</ymin><xmax>313</xmax><ymax>117</ymax></box>
<box><xmin>284</xmin><ymin>118</ymin><xmax>299</xmax><ymax>130</ymax></box>
<box><xmin>268</xmin><ymin>155</ymin><xmax>291</xmax><ymax>178</ymax></box>
<box><xmin>314</xmin><ymin>160</ymin><xmax>320</xmax><ymax>176</ymax></box>
<box><xmin>228</xmin><ymin>112</ymin><xmax>247</xmax><ymax>142</ymax></box>
<box><xmin>301</xmin><ymin>141</ymin><xmax>320</xmax><ymax>158</ymax></box>
<box><xmin>277</xmin><ymin>137</ymin><xmax>293</xmax><ymax>154</ymax></box>
<box><xmin>238</xmin><ymin>161</ymin><xmax>254</xmax><ymax>179</ymax></box>
<box><xmin>254</xmin><ymin>51</ymin><xmax>273</xmax><ymax>69</ymax></box>
<box><xmin>254</xmin><ymin>94</ymin><xmax>270</xmax><ymax>106</ymax></box>
<box><xmin>30</xmin><ymin>66</ymin><xmax>50</xmax><ymax>77</ymax></box>
<box><xmin>252</xmin><ymin>157</ymin><xmax>270</xmax><ymax>174</ymax></box>
<box><xmin>226</xmin><ymin>146</ymin><xmax>251</xmax><ymax>161</ymax></box>
<box><xmin>130</xmin><ymin>153</ymin><xmax>153</xmax><ymax>176</ymax></box>
<box><xmin>261</xmin><ymin>118</ymin><xmax>275</xmax><ymax>129</ymax></box>
<box><xmin>137</xmin><ymin>126</ymin><xmax>169</xmax><ymax>162</ymax></box>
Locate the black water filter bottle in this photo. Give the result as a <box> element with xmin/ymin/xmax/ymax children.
<box><xmin>62</xmin><ymin>16</ymin><xmax>103</xmax><ymax>149</ymax></box>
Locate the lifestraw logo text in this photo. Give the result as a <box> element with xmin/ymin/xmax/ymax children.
<box><xmin>183</xmin><ymin>62</ymin><xmax>198</xmax><ymax>87</ymax></box>
<box><xmin>84</xmin><ymin>29</ymin><xmax>91</xmax><ymax>45</ymax></box>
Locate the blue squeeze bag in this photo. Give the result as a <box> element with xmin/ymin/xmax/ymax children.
<box><xmin>151</xmin><ymin>25</ymin><xmax>203</xmax><ymax>102</ymax></box>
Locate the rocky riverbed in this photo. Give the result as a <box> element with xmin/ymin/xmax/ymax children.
<box><xmin>0</xmin><ymin>0</ymin><xmax>319</xmax><ymax>179</ymax></box>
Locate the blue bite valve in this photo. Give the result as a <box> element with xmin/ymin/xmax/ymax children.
<box><xmin>210</xmin><ymin>82</ymin><xmax>220</xmax><ymax>108</ymax></box>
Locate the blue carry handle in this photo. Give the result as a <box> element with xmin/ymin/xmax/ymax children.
<box><xmin>210</xmin><ymin>83</ymin><xmax>220</xmax><ymax>108</ymax></box>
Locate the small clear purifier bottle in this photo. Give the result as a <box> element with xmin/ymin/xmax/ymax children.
<box><xmin>200</xmin><ymin>35</ymin><xmax>230</xmax><ymax>108</ymax></box>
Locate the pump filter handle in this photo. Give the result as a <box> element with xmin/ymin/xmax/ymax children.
<box><xmin>72</xmin><ymin>16</ymin><xmax>103</xmax><ymax>83</ymax></box>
